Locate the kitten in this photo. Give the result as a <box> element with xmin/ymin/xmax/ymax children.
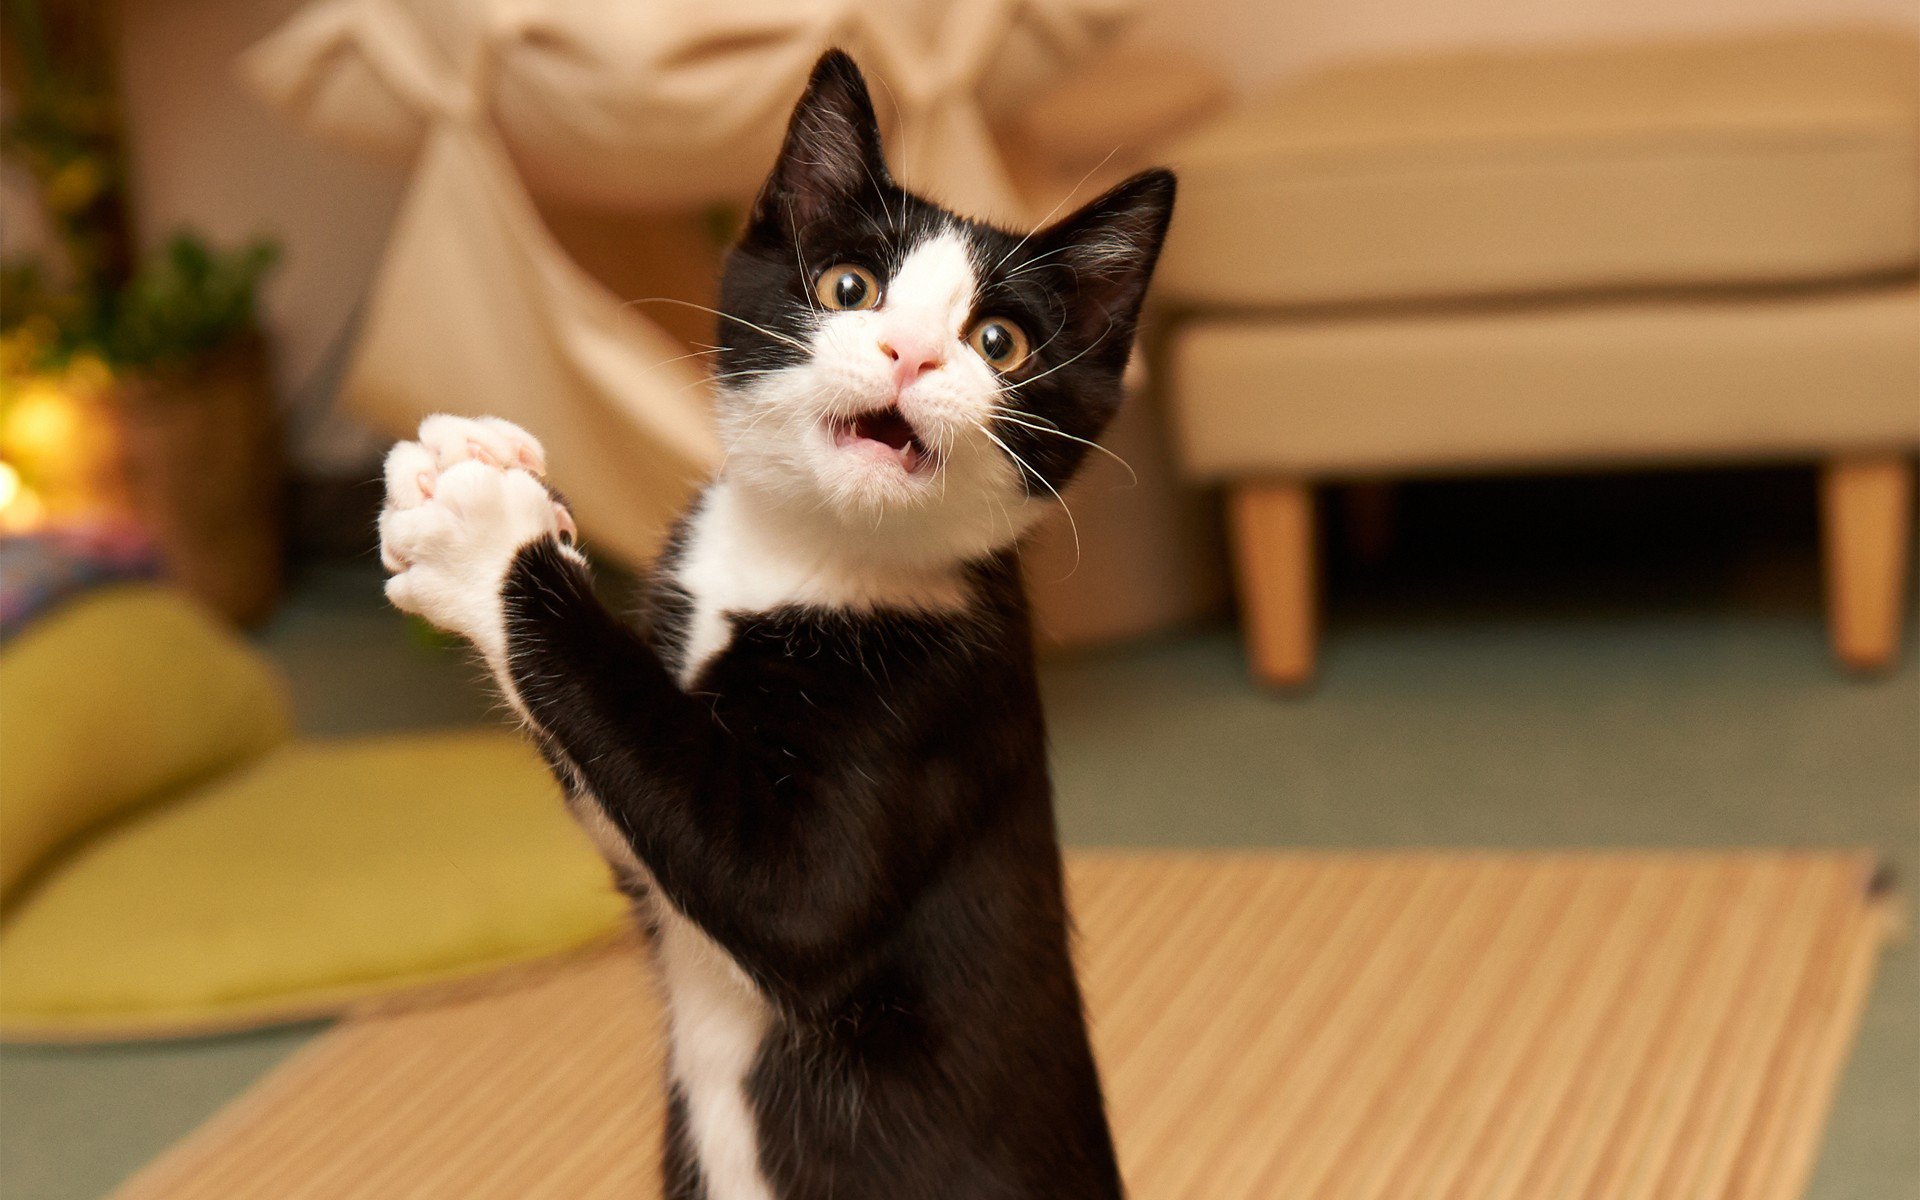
<box><xmin>379</xmin><ymin>50</ymin><xmax>1174</xmax><ymax>1200</ymax></box>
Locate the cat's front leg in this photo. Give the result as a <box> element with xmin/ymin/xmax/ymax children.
<box><xmin>379</xmin><ymin>414</ymin><xmax>578</xmax><ymax>665</ymax></box>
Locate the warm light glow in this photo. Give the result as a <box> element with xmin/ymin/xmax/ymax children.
<box><xmin>0</xmin><ymin>356</ymin><xmax>130</xmax><ymax>531</ymax></box>
<box><xmin>3</xmin><ymin>384</ymin><xmax>86</xmax><ymax>461</ymax></box>
<box><xmin>0</xmin><ymin>462</ymin><xmax>46</xmax><ymax>532</ymax></box>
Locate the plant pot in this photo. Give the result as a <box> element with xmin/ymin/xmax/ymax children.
<box><xmin>115</xmin><ymin>333</ymin><xmax>285</xmax><ymax>626</ymax></box>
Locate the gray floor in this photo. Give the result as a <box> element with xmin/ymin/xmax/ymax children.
<box><xmin>3</xmin><ymin>469</ymin><xmax>1916</xmax><ymax>1198</ymax></box>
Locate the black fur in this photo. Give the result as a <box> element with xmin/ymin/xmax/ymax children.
<box><xmin>493</xmin><ymin>50</ymin><xmax>1175</xmax><ymax>1199</ymax></box>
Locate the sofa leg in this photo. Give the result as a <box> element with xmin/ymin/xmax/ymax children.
<box><xmin>1819</xmin><ymin>455</ymin><xmax>1914</xmax><ymax>672</ymax></box>
<box><xmin>1230</xmin><ymin>481</ymin><xmax>1318</xmax><ymax>688</ymax></box>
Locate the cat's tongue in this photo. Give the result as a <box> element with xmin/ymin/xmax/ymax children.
<box><xmin>833</xmin><ymin>407</ymin><xmax>928</xmax><ymax>473</ymax></box>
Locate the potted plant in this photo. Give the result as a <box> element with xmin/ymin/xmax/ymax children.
<box><xmin>1</xmin><ymin>0</ymin><xmax>285</xmax><ymax>624</ymax></box>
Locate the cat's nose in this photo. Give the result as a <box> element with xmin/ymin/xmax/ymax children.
<box><xmin>879</xmin><ymin>336</ymin><xmax>944</xmax><ymax>390</ymax></box>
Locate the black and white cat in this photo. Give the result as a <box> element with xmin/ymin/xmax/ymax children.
<box><xmin>379</xmin><ymin>50</ymin><xmax>1174</xmax><ymax>1200</ymax></box>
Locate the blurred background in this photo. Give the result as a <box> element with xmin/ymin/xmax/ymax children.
<box><xmin>0</xmin><ymin>1</ymin><xmax>1914</xmax><ymax>1197</ymax></box>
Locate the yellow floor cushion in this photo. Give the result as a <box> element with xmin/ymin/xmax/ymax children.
<box><xmin>0</xmin><ymin>731</ymin><xmax>627</xmax><ymax>1041</ymax></box>
<box><xmin>1</xmin><ymin>585</ymin><xmax>292</xmax><ymax>905</ymax></box>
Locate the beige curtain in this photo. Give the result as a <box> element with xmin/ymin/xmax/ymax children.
<box><xmin>242</xmin><ymin>0</ymin><xmax>1135</xmax><ymax>564</ymax></box>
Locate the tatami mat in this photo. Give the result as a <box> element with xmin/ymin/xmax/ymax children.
<box><xmin>115</xmin><ymin>852</ymin><xmax>1893</xmax><ymax>1199</ymax></box>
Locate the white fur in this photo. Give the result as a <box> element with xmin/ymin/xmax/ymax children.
<box><xmin>571</xmin><ymin>779</ymin><xmax>775</xmax><ymax>1200</ymax></box>
<box><xmin>672</xmin><ymin>480</ymin><xmax>973</xmax><ymax>684</ymax></box>
<box><xmin>572</xmin><ymin>781</ymin><xmax>777</xmax><ymax>1200</ymax></box>
<box><xmin>569</xmin><ymin>767</ymin><xmax>779</xmax><ymax>1200</ymax></box>
<box><xmin>378</xmin><ymin>416</ymin><xmax>577</xmax><ymax>668</ymax></box>
<box><xmin>652</xmin><ymin>889</ymin><xmax>776</xmax><ymax>1200</ymax></box>
<box><xmin>716</xmin><ymin>228</ymin><xmax>1045</xmax><ymax>576</ymax></box>
<box><xmin>566</xmin><ymin>791</ymin><xmax>646</xmax><ymax>878</ymax></box>
<box><xmin>577</xmin><ymin>795</ymin><xmax>777</xmax><ymax>1200</ymax></box>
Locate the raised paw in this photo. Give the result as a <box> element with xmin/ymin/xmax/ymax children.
<box><xmin>379</xmin><ymin>416</ymin><xmax>577</xmax><ymax>656</ymax></box>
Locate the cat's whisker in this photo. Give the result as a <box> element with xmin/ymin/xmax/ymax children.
<box><xmin>985</xmin><ymin>407</ymin><xmax>1138</xmax><ymax>487</ymax></box>
<box><xmin>788</xmin><ymin>205</ymin><xmax>821</xmax><ymax>313</ymax></box>
<box><xmin>1011</xmin><ymin>318</ymin><xmax>1072</xmax><ymax>369</ymax></box>
<box><xmin>989</xmin><ymin>492</ymin><xmax>1015</xmax><ymax>541</ymax></box>
<box><xmin>859</xmin><ymin>210</ymin><xmax>896</xmax><ymax>244</ymax></box>
<box><xmin>629</xmin><ymin>345</ymin><xmax>728</xmax><ymax>389</ymax></box>
<box><xmin>623</xmin><ymin>297</ymin><xmax>814</xmax><ymax>354</ymax></box>
<box><xmin>995</xmin><ymin>146</ymin><xmax>1122</xmax><ymax>272</ymax></box>
<box><xmin>1002</xmin><ymin>321</ymin><xmax>1116</xmax><ymax>393</ymax></box>
<box><xmin>1002</xmin><ymin>244</ymin><xmax>1080</xmax><ymax>281</ymax></box>
<box><xmin>867</xmin><ymin>71</ymin><xmax>911</xmax><ymax>232</ymax></box>
<box><xmin>649</xmin><ymin>346</ymin><xmax>722</xmax><ymax>370</ymax></box>
<box><xmin>855</xmin><ymin>149</ymin><xmax>895</xmax><ymax>234</ymax></box>
<box><xmin>672</xmin><ymin>367</ymin><xmax>783</xmax><ymax>402</ymax></box>
<box><xmin>979</xmin><ymin>425</ymin><xmax>1081</xmax><ymax>576</ymax></box>
<box><xmin>705</xmin><ymin>366</ymin><xmax>785</xmax><ymax>387</ymax></box>
<box><xmin>935</xmin><ymin>426</ymin><xmax>955</xmax><ymax>500</ymax></box>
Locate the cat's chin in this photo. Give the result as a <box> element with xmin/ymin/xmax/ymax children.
<box><xmin>814</xmin><ymin>449</ymin><xmax>936</xmax><ymax>514</ymax></box>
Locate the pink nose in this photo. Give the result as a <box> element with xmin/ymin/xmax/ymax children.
<box><xmin>880</xmin><ymin>335</ymin><xmax>943</xmax><ymax>390</ymax></box>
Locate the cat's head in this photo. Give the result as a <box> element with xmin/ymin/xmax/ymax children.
<box><xmin>714</xmin><ymin>50</ymin><xmax>1175</xmax><ymax>568</ymax></box>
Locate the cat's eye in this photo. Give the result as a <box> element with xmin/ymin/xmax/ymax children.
<box><xmin>966</xmin><ymin>317</ymin><xmax>1032</xmax><ymax>373</ymax></box>
<box><xmin>815</xmin><ymin>265</ymin><xmax>881</xmax><ymax>311</ymax></box>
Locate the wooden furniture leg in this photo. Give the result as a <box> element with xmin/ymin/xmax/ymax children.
<box><xmin>1819</xmin><ymin>455</ymin><xmax>1915</xmax><ymax>673</ymax></box>
<box><xmin>1230</xmin><ymin>481</ymin><xmax>1318</xmax><ymax>688</ymax></box>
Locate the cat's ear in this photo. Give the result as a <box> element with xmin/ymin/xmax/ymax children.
<box><xmin>749</xmin><ymin>50</ymin><xmax>889</xmax><ymax>235</ymax></box>
<box><xmin>1036</xmin><ymin>169</ymin><xmax>1178</xmax><ymax>337</ymax></box>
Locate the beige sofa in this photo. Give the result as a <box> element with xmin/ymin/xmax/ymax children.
<box><xmin>1158</xmin><ymin>28</ymin><xmax>1919</xmax><ymax>686</ymax></box>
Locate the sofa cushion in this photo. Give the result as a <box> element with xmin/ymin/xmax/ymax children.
<box><xmin>1169</xmin><ymin>284</ymin><xmax>1920</xmax><ymax>479</ymax></box>
<box><xmin>1158</xmin><ymin>29</ymin><xmax>1919</xmax><ymax>308</ymax></box>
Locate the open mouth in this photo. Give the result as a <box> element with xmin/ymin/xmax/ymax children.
<box><xmin>828</xmin><ymin>406</ymin><xmax>933</xmax><ymax>475</ymax></box>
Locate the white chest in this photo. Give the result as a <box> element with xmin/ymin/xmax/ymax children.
<box><xmin>669</xmin><ymin>482</ymin><xmax>971</xmax><ymax>685</ymax></box>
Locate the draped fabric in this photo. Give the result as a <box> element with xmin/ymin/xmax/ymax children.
<box><xmin>242</xmin><ymin>0</ymin><xmax>1136</xmax><ymax>564</ymax></box>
